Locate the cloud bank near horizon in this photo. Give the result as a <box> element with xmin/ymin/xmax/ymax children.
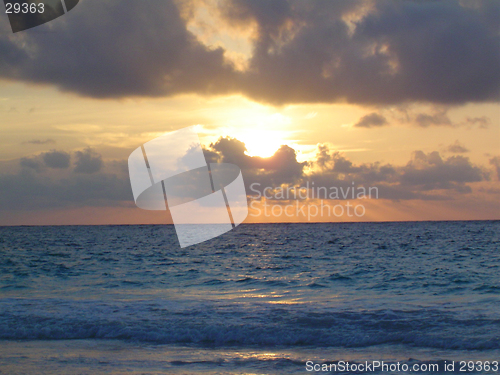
<box><xmin>0</xmin><ymin>138</ymin><xmax>497</xmax><ymax>212</ymax></box>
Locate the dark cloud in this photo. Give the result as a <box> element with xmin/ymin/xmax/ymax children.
<box><xmin>22</xmin><ymin>139</ymin><xmax>56</xmax><ymax>145</ymax></box>
<box><xmin>42</xmin><ymin>150</ymin><xmax>71</xmax><ymax>169</ymax></box>
<box><xmin>314</xmin><ymin>145</ymin><xmax>363</xmax><ymax>175</ymax></box>
<box><xmin>414</xmin><ymin>110</ymin><xmax>452</xmax><ymax>128</ymax></box>
<box><xmin>306</xmin><ymin>146</ymin><xmax>418</xmax><ymax>200</ymax></box>
<box><xmin>74</xmin><ymin>148</ymin><xmax>103</xmax><ymax>174</ymax></box>
<box><xmin>0</xmin><ymin>0</ymin><xmax>498</xmax><ymax>105</ymax></box>
<box><xmin>304</xmin><ymin>148</ymin><xmax>487</xmax><ymax>198</ymax></box>
<box><xmin>219</xmin><ymin>0</ymin><xmax>292</xmax><ymax>29</ymax></box>
<box><xmin>0</xmin><ymin>169</ymin><xmax>132</xmax><ymax>210</ymax></box>
<box><xmin>19</xmin><ymin>157</ymin><xmax>43</xmax><ymax>172</ymax></box>
<box><xmin>384</xmin><ymin>106</ymin><xmax>492</xmax><ymax>128</ymax></box>
<box><xmin>208</xmin><ymin>137</ymin><xmax>307</xmax><ymax>186</ymax></box>
<box><xmin>354</xmin><ymin>113</ymin><xmax>388</xmax><ymax>128</ymax></box>
<box><xmin>0</xmin><ymin>0</ymin><xmax>234</xmax><ymax>98</ymax></box>
<box><xmin>226</xmin><ymin>0</ymin><xmax>500</xmax><ymax>105</ymax></box>
<box><xmin>209</xmin><ymin>137</ymin><xmax>249</xmax><ymax>168</ymax></box>
<box><xmin>204</xmin><ymin>138</ymin><xmax>488</xmax><ymax>201</ymax></box>
<box><xmin>400</xmin><ymin>151</ymin><xmax>484</xmax><ymax>192</ymax></box>
<box><xmin>446</xmin><ymin>140</ymin><xmax>469</xmax><ymax>154</ymax></box>
<box><xmin>464</xmin><ymin>116</ymin><xmax>490</xmax><ymax>129</ymax></box>
<box><xmin>0</xmin><ymin>138</ymin><xmax>494</xmax><ymax>211</ymax></box>
<box><xmin>490</xmin><ymin>156</ymin><xmax>500</xmax><ymax>180</ymax></box>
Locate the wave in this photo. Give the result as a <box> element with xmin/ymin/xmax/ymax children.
<box><xmin>0</xmin><ymin>301</ymin><xmax>498</xmax><ymax>350</ymax></box>
<box><xmin>1</xmin><ymin>319</ymin><xmax>497</xmax><ymax>350</ymax></box>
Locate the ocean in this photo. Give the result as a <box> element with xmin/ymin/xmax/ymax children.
<box><xmin>0</xmin><ymin>221</ymin><xmax>499</xmax><ymax>374</ymax></box>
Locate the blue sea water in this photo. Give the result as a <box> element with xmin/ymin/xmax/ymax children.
<box><xmin>0</xmin><ymin>221</ymin><xmax>499</xmax><ymax>374</ymax></box>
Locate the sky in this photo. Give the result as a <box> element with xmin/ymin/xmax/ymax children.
<box><xmin>0</xmin><ymin>0</ymin><xmax>499</xmax><ymax>225</ymax></box>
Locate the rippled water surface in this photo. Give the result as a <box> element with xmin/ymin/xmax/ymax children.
<box><xmin>0</xmin><ymin>221</ymin><xmax>499</xmax><ymax>374</ymax></box>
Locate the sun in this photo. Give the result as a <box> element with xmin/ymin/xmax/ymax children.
<box><xmin>198</xmin><ymin>108</ymin><xmax>295</xmax><ymax>158</ymax></box>
<box><xmin>224</xmin><ymin>113</ymin><xmax>293</xmax><ymax>158</ymax></box>
<box><xmin>239</xmin><ymin>130</ymin><xmax>287</xmax><ymax>158</ymax></box>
